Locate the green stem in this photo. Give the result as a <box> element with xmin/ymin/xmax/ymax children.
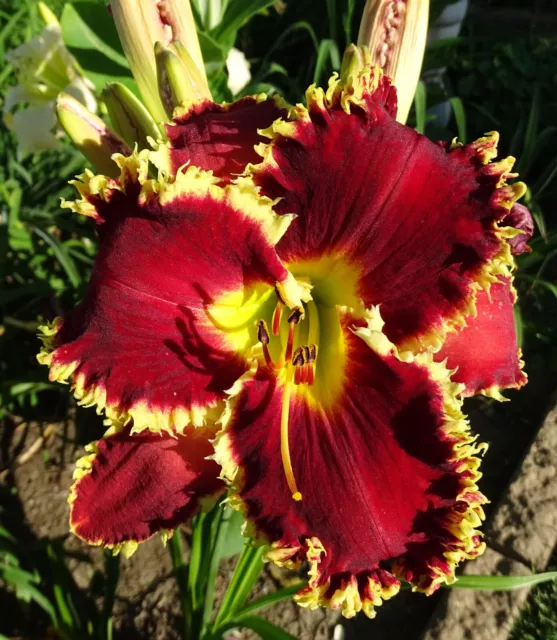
<box><xmin>101</xmin><ymin>551</ymin><xmax>120</xmax><ymax>640</ymax></box>
<box><xmin>168</xmin><ymin>531</ymin><xmax>192</xmax><ymax>640</ymax></box>
<box><xmin>212</xmin><ymin>544</ymin><xmax>265</xmax><ymax>631</ymax></box>
<box><xmin>201</xmin><ymin>506</ymin><xmax>229</xmax><ymax>632</ymax></box>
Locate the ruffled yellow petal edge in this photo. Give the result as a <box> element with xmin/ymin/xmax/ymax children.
<box><xmin>37</xmin><ymin>147</ymin><xmax>307</xmax><ymax>436</ymax></box>
<box><xmin>213</xmin><ymin>306</ymin><xmax>488</xmax><ymax>618</ymax></box>
<box><xmin>243</xmin><ymin>64</ymin><xmax>528</xmax><ymax>369</ymax></box>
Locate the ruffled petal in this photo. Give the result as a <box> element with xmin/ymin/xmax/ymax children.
<box><xmin>250</xmin><ymin>68</ymin><xmax>526</xmax><ymax>351</ymax></box>
<box><xmin>504</xmin><ymin>203</ymin><xmax>534</xmax><ymax>255</ymax></box>
<box><xmin>436</xmin><ymin>278</ymin><xmax>526</xmax><ymax>399</ymax></box>
<box><xmin>69</xmin><ymin>425</ymin><xmax>223</xmax><ymax>556</ymax></box>
<box><xmin>215</xmin><ymin>308</ymin><xmax>487</xmax><ymax>618</ymax></box>
<box><xmin>38</xmin><ymin>150</ymin><xmax>301</xmax><ymax>435</ymax></box>
<box><xmin>151</xmin><ymin>95</ymin><xmax>288</xmax><ymax>182</ymax></box>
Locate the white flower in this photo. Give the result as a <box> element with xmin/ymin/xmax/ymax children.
<box><xmin>226</xmin><ymin>47</ymin><xmax>251</xmax><ymax>96</ymax></box>
<box><xmin>3</xmin><ymin>24</ymin><xmax>97</xmax><ymax>157</ymax></box>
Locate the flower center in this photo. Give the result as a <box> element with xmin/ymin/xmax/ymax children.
<box><xmin>256</xmin><ymin>303</ymin><xmax>317</xmax><ymax>502</ymax></box>
<box><xmin>207</xmin><ymin>255</ymin><xmax>362</xmax><ymax>502</ymax></box>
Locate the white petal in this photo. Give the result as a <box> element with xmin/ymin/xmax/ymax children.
<box><xmin>226</xmin><ymin>47</ymin><xmax>251</xmax><ymax>96</ymax></box>
<box><xmin>66</xmin><ymin>76</ymin><xmax>98</xmax><ymax>114</ymax></box>
<box><xmin>10</xmin><ymin>104</ymin><xmax>60</xmax><ymax>157</ymax></box>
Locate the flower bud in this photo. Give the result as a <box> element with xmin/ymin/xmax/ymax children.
<box><xmin>110</xmin><ymin>0</ymin><xmax>208</xmax><ymax>123</ymax></box>
<box><xmin>155</xmin><ymin>42</ymin><xmax>196</xmax><ymax>118</ymax></box>
<box><xmin>358</xmin><ymin>0</ymin><xmax>429</xmax><ymax>124</ymax></box>
<box><xmin>102</xmin><ymin>82</ymin><xmax>161</xmax><ymax>150</ymax></box>
<box><xmin>56</xmin><ymin>93</ymin><xmax>131</xmax><ymax>177</ymax></box>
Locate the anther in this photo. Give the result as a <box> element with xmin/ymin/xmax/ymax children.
<box><xmin>287</xmin><ymin>307</ymin><xmax>303</xmax><ymax>324</ymax></box>
<box><xmin>258</xmin><ymin>319</ymin><xmax>280</xmax><ymax>371</ymax></box>
<box><xmin>257</xmin><ymin>320</ymin><xmax>270</xmax><ymax>345</ymax></box>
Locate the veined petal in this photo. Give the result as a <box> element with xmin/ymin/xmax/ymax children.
<box><xmin>249</xmin><ymin>68</ymin><xmax>526</xmax><ymax>352</ymax></box>
<box><xmin>436</xmin><ymin>278</ymin><xmax>526</xmax><ymax>399</ymax></box>
<box><xmin>69</xmin><ymin>424</ymin><xmax>223</xmax><ymax>555</ymax></box>
<box><xmin>504</xmin><ymin>203</ymin><xmax>534</xmax><ymax>255</ymax></box>
<box><xmin>38</xmin><ymin>149</ymin><xmax>300</xmax><ymax>435</ymax></box>
<box><xmin>151</xmin><ymin>95</ymin><xmax>288</xmax><ymax>182</ymax></box>
<box><xmin>215</xmin><ymin>308</ymin><xmax>487</xmax><ymax>618</ymax></box>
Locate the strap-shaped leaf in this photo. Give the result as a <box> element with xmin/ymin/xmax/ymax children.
<box><xmin>450</xmin><ymin>572</ymin><xmax>557</xmax><ymax>590</ymax></box>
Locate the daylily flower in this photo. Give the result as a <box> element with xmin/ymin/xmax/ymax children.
<box><xmin>3</xmin><ymin>7</ymin><xmax>96</xmax><ymax>157</ymax></box>
<box><xmin>38</xmin><ymin>47</ymin><xmax>529</xmax><ymax>618</ymax></box>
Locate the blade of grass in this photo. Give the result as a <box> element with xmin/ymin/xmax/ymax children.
<box><xmin>31</xmin><ymin>227</ymin><xmax>82</xmax><ymax>289</ymax></box>
<box><xmin>325</xmin><ymin>0</ymin><xmax>337</xmax><ymax>41</ymax></box>
<box><xmin>516</xmin><ymin>85</ymin><xmax>540</xmax><ymax>177</ymax></box>
<box><xmin>313</xmin><ymin>39</ymin><xmax>340</xmax><ymax>85</ymax></box>
<box><xmin>343</xmin><ymin>0</ymin><xmax>356</xmax><ymax>45</ymax></box>
<box><xmin>449</xmin><ymin>96</ymin><xmax>467</xmax><ymax>143</ymax></box>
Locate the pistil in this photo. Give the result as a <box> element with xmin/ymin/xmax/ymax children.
<box><xmin>280</xmin><ymin>364</ymin><xmax>302</xmax><ymax>501</ymax></box>
<box><xmin>256</xmin><ymin>302</ymin><xmax>315</xmax><ymax>502</ymax></box>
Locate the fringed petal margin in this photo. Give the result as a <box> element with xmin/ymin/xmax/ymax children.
<box><xmin>69</xmin><ymin>424</ymin><xmax>223</xmax><ymax>556</ymax></box>
<box><xmin>214</xmin><ymin>307</ymin><xmax>488</xmax><ymax>618</ymax></box>
<box><xmin>150</xmin><ymin>94</ymin><xmax>288</xmax><ymax>182</ymax></box>
<box><xmin>247</xmin><ymin>64</ymin><xmax>526</xmax><ymax>353</ymax></box>
<box><xmin>435</xmin><ymin>277</ymin><xmax>527</xmax><ymax>399</ymax></box>
<box><xmin>37</xmin><ymin>149</ymin><xmax>307</xmax><ymax>436</ymax></box>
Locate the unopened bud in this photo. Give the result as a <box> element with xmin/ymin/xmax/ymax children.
<box><xmin>102</xmin><ymin>82</ymin><xmax>161</xmax><ymax>150</ymax></box>
<box><xmin>56</xmin><ymin>93</ymin><xmax>131</xmax><ymax>177</ymax></box>
<box><xmin>357</xmin><ymin>0</ymin><xmax>429</xmax><ymax>124</ymax></box>
<box><xmin>155</xmin><ymin>42</ymin><xmax>196</xmax><ymax>118</ymax></box>
<box><xmin>110</xmin><ymin>0</ymin><xmax>208</xmax><ymax>123</ymax></box>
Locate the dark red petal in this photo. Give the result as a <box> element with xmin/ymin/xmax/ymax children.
<box><xmin>155</xmin><ymin>96</ymin><xmax>288</xmax><ymax>182</ymax></box>
<box><xmin>38</xmin><ymin>152</ymin><xmax>297</xmax><ymax>435</ymax></box>
<box><xmin>503</xmin><ymin>203</ymin><xmax>534</xmax><ymax>255</ymax></box>
<box><xmin>436</xmin><ymin>278</ymin><xmax>527</xmax><ymax>398</ymax></box>
<box><xmin>215</xmin><ymin>309</ymin><xmax>487</xmax><ymax>617</ymax></box>
<box><xmin>69</xmin><ymin>425</ymin><xmax>223</xmax><ymax>554</ymax></box>
<box><xmin>250</xmin><ymin>71</ymin><xmax>525</xmax><ymax>351</ymax></box>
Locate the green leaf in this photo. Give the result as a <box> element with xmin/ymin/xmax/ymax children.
<box><xmin>449</xmin><ymin>96</ymin><xmax>467</xmax><ymax>143</ymax></box>
<box><xmin>231</xmin><ymin>583</ymin><xmax>306</xmax><ymax>621</ymax></box>
<box><xmin>516</xmin><ymin>85</ymin><xmax>540</xmax><ymax>177</ymax></box>
<box><xmin>234</xmin><ymin>615</ymin><xmax>297</xmax><ymax>640</ymax></box>
<box><xmin>61</xmin><ymin>2</ymin><xmax>136</xmax><ymax>94</ymax></box>
<box><xmin>211</xmin><ymin>0</ymin><xmax>275</xmax><ymax>48</ymax></box>
<box><xmin>450</xmin><ymin>572</ymin><xmax>557</xmax><ymax>591</ymax></box>
<box><xmin>313</xmin><ymin>39</ymin><xmax>340</xmax><ymax>86</ymax></box>
<box><xmin>213</xmin><ymin>543</ymin><xmax>265</xmax><ymax>629</ymax></box>
<box><xmin>414</xmin><ymin>80</ymin><xmax>427</xmax><ymax>135</ymax></box>
<box><xmin>218</xmin><ymin>508</ymin><xmax>246</xmax><ymax>559</ymax></box>
<box><xmin>31</xmin><ymin>227</ymin><xmax>81</xmax><ymax>289</ymax></box>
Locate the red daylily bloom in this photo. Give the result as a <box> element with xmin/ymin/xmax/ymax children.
<box><xmin>38</xmin><ymin>54</ymin><xmax>529</xmax><ymax>618</ymax></box>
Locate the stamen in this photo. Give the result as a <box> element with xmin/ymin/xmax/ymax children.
<box><xmin>285</xmin><ymin>310</ymin><xmax>301</xmax><ymax>363</ymax></box>
<box><xmin>257</xmin><ymin>320</ymin><xmax>280</xmax><ymax>371</ymax></box>
<box><xmin>280</xmin><ymin>365</ymin><xmax>303</xmax><ymax>501</ymax></box>
<box><xmin>272</xmin><ymin>302</ymin><xmax>283</xmax><ymax>336</ymax></box>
